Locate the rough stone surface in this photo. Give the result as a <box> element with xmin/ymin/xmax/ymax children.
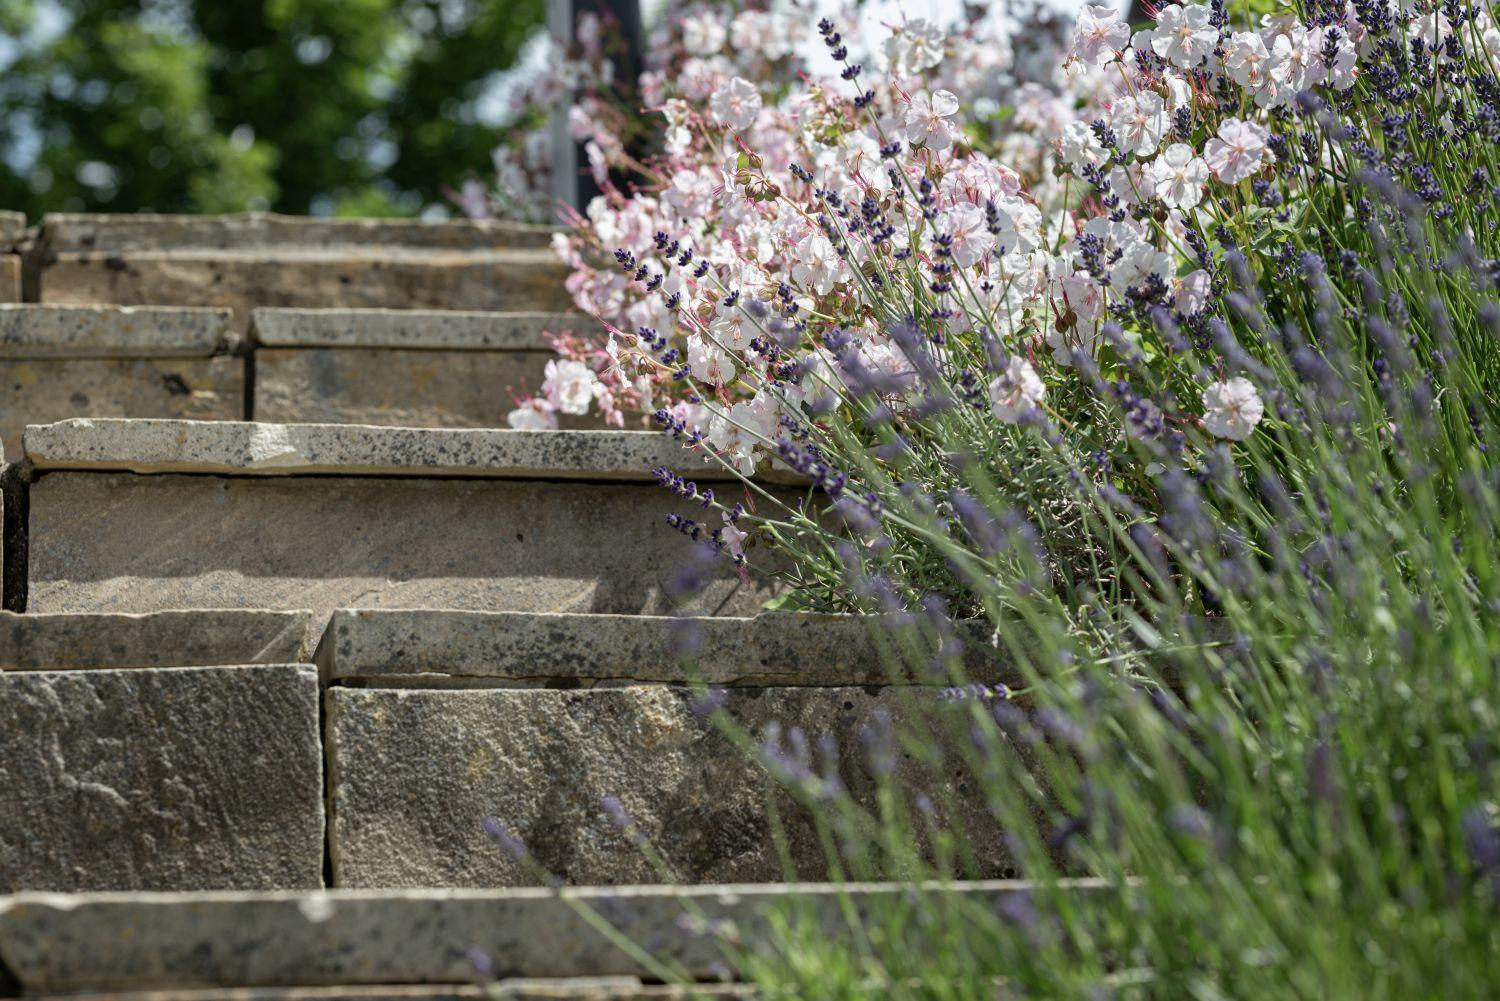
<box><xmin>0</xmin><ymin>664</ymin><xmax>323</xmax><ymax>892</ymax></box>
<box><xmin>37</xmin><ymin>250</ymin><xmax>571</xmax><ymax>333</ymax></box>
<box><xmin>37</xmin><ymin>212</ymin><xmax>557</xmax><ymax>252</ymax></box>
<box><xmin>0</xmin><ymin>609</ymin><xmax>315</xmax><ymax>671</ymax></box>
<box><xmin>253</xmin><ymin>349</ymin><xmax>593</xmax><ymax>430</ymax></box>
<box><xmin>0</xmin><ymin>305</ymin><xmax>235</xmax><ymax>357</ymax></box>
<box><xmin>27</xmin><ymin>473</ymin><xmax>781</xmax><ymax>619</ymax></box>
<box><xmin>0</xmin><ymin>881</ymin><xmax>1063</xmax><ymax>989</ymax></box>
<box><xmin>18</xmin><ymin>984</ymin><xmax>753</xmax><ymax>1001</ymax></box>
<box><xmin>0</xmin><ymin>211</ymin><xmax>24</xmax><ymax>250</ymax></box>
<box><xmin>326</xmin><ymin>685</ymin><xmax>1005</xmax><ymax>888</ymax></box>
<box><xmin>249</xmin><ymin>309</ymin><xmax>581</xmax><ymax>350</ymax></box>
<box><xmin>1</xmin><ymin>255</ymin><xmax>18</xmax><ymax>302</ymax></box>
<box><xmin>23</xmin><ymin>420</ymin><xmax>760</xmax><ymax>482</ymax></box>
<box><xmin>317</xmin><ymin>609</ymin><xmax>1003</xmax><ymax>686</ymax></box>
<box><xmin>1</xmin><ymin>360</ymin><xmax>242</xmax><ymax>460</ymax></box>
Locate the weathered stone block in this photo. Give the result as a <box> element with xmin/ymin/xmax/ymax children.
<box><xmin>317</xmin><ymin>609</ymin><xmax>1002</xmax><ymax>687</ymax></box>
<box><xmin>23</xmin><ymin>419</ymin><xmax>756</xmax><ymax>482</ymax></box>
<box><xmin>37</xmin><ymin>212</ymin><xmax>557</xmax><ymax>252</ymax></box>
<box><xmin>27</xmin><ymin>472</ymin><xmax>779</xmax><ymax>618</ymax></box>
<box><xmin>0</xmin><ymin>609</ymin><xmax>315</xmax><ymax>671</ymax></box>
<box><xmin>0</xmin><ymin>881</ymin><xmax>1064</xmax><ymax>990</ymax></box>
<box><xmin>0</xmin><ymin>255</ymin><xmax>18</xmax><ymax>302</ymax></box>
<box><xmin>0</xmin><ymin>211</ymin><xmax>24</xmax><ymax>250</ymax></box>
<box><xmin>0</xmin><ymin>358</ymin><xmax>242</xmax><ymax>459</ymax></box>
<box><xmin>37</xmin><ymin>250</ymin><xmax>571</xmax><ymax>332</ymax></box>
<box><xmin>0</xmin><ymin>664</ymin><xmax>323</xmax><ymax>891</ymax></box>
<box><xmin>326</xmin><ymin>685</ymin><xmax>1004</xmax><ymax>888</ymax></box>
<box><xmin>249</xmin><ymin>308</ymin><xmax>576</xmax><ymax>350</ymax></box>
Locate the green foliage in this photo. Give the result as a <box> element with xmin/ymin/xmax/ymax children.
<box><xmin>0</xmin><ymin>0</ymin><xmax>545</xmax><ymax>217</ymax></box>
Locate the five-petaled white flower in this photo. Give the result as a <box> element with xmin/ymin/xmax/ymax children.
<box><xmin>711</xmin><ymin>77</ymin><xmax>762</xmax><ymax>133</ymax></box>
<box><xmin>1202</xmin><ymin>377</ymin><xmax>1265</xmax><ymax>440</ymax></box>
<box><xmin>936</xmin><ymin>203</ymin><xmax>996</xmax><ymax>267</ymax></box>
<box><xmin>989</xmin><ymin>355</ymin><xmax>1046</xmax><ymax>423</ymax></box>
<box><xmin>541</xmin><ymin>359</ymin><xmax>599</xmax><ymax>415</ymax></box>
<box><xmin>1150</xmin><ymin>142</ymin><xmax>1210</xmax><ymax>210</ymax></box>
<box><xmin>1203</xmin><ymin>117</ymin><xmax>1273</xmax><ymax>184</ymax></box>
<box><xmin>905</xmin><ymin>90</ymin><xmax>961</xmax><ymax>152</ymax></box>
<box><xmin>1151</xmin><ymin>4</ymin><xmax>1219</xmax><ymax>68</ymax></box>
<box><xmin>1072</xmin><ymin>5</ymin><xmax>1131</xmax><ymax>66</ymax></box>
<box><xmin>1110</xmin><ymin>91</ymin><xmax>1169</xmax><ymax>158</ymax></box>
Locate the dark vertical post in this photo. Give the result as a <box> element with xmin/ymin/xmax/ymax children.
<box><xmin>548</xmin><ymin>0</ymin><xmax>644</xmax><ymax>210</ymax></box>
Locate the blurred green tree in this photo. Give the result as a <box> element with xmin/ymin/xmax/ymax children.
<box><xmin>0</xmin><ymin>0</ymin><xmax>545</xmax><ymax>217</ymax></box>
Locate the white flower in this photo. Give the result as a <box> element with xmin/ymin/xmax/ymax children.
<box><xmin>1151</xmin><ymin>3</ymin><xmax>1219</xmax><ymax>68</ymax></box>
<box><xmin>885</xmin><ymin>19</ymin><xmax>947</xmax><ymax>75</ymax></box>
<box><xmin>706</xmin><ymin>401</ymin><xmax>774</xmax><ymax>474</ymax></box>
<box><xmin>1072</xmin><ymin>4</ymin><xmax>1131</xmax><ymax>66</ymax></box>
<box><xmin>709</xmin><ymin>298</ymin><xmax>756</xmax><ymax>352</ymax></box>
<box><xmin>1203</xmin><ymin>117</ymin><xmax>1273</xmax><ymax>184</ymax></box>
<box><xmin>541</xmin><ymin>358</ymin><xmax>598</xmax><ymax>416</ymax></box>
<box><xmin>507</xmin><ymin>400</ymin><xmax>557</xmax><ymax>430</ymax></box>
<box><xmin>711</xmin><ymin>77</ymin><xmax>762</xmax><ymax>133</ymax></box>
<box><xmin>1110</xmin><ymin>91</ymin><xmax>1169</xmax><ymax>158</ymax></box>
<box><xmin>681</xmin><ymin>12</ymin><xmax>727</xmax><ymax>56</ymax></box>
<box><xmin>1059</xmin><ymin>119</ymin><xmax>1107</xmax><ymax>171</ymax></box>
<box><xmin>791</xmin><ymin>233</ymin><xmax>849</xmax><ymax>294</ymax></box>
<box><xmin>1150</xmin><ymin>142</ymin><xmax>1209</xmax><ymax>210</ymax></box>
<box><xmin>936</xmin><ymin>203</ymin><xmax>996</xmax><ymax>267</ymax></box>
<box><xmin>904</xmin><ymin>90</ymin><xmax>961</xmax><ymax>152</ymax></box>
<box><xmin>1175</xmin><ymin>268</ymin><xmax>1212</xmax><ymax>315</ymax></box>
<box><xmin>1202</xmin><ymin>377</ymin><xmax>1265</xmax><ymax>440</ymax></box>
<box><xmin>720</xmin><ymin>512</ymin><xmax>748</xmax><ymax>559</ymax></box>
<box><xmin>988</xmin><ymin>355</ymin><xmax>1046</xmax><ymax>423</ymax></box>
<box><xmin>687</xmin><ymin>334</ymin><xmax>735</xmax><ymax>386</ymax></box>
<box><xmin>1224</xmin><ymin>31</ymin><xmax>1272</xmax><ymax>89</ymax></box>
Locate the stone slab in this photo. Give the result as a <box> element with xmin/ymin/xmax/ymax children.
<box><xmin>250</xmin><ymin>309</ymin><xmax>581</xmax><ymax>351</ymax></box>
<box><xmin>1</xmin><ymin>359</ymin><xmax>243</xmax><ymax>460</ymax></box>
<box><xmin>27</xmin><ymin>472</ymin><xmax>780</xmax><ymax>619</ymax></box>
<box><xmin>0</xmin><ymin>211</ymin><xmax>24</xmax><ymax>250</ymax></box>
<box><xmin>0</xmin><ymin>305</ymin><xmax>235</xmax><ymax>357</ymax></box>
<box><xmin>23</xmin><ymin>420</ymin><xmax>752</xmax><ymax>482</ymax></box>
<box><xmin>0</xmin><ymin>664</ymin><xmax>323</xmax><ymax>892</ymax></box>
<box><xmin>1</xmin><ymin>255</ymin><xmax>18</xmax><ymax>302</ymax></box>
<box><xmin>37</xmin><ymin>213</ymin><xmax>557</xmax><ymax>252</ymax></box>
<box><xmin>0</xmin><ymin>880</ymin><xmax>1076</xmax><ymax>990</ymax></box>
<box><xmin>253</xmin><ymin>349</ymin><xmax>584</xmax><ymax>429</ymax></box>
<box><xmin>326</xmin><ymin>685</ymin><xmax>1004</xmax><ymax>887</ymax></box>
<box><xmin>37</xmin><ymin>250</ymin><xmax>571</xmax><ymax>331</ymax></box>
<box><xmin>317</xmin><ymin>609</ymin><xmax>1001</xmax><ymax>686</ymax></box>
<box><xmin>22</xmin><ymin>985</ymin><xmax>754</xmax><ymax>1001</ymax></box>
<box><xmin>0</xmin><ymin>609</ymin><xmax>315</xmax><ymax>671</ymax></box>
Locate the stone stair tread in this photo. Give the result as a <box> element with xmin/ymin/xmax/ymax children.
<box><xmin>46</xmin><ymin>247</ymin><xmax>562</xmax><ymax>264</ymax></box>
<box><xmin>0</xmin><ymin>608</ymin><xmax>316</xmax><ymax>671</ymax></box>
<box><xmin>22</xmin><ymin>419</ymin><xmax>748</xmax><ymax>482</ymax></box>
<box><xmin>19</xmin><ymin>984</ymin><xmax>756</xmax><ymax>1000</ymax></box>
<box><xmin>318</xmin><ymin>608</ymin><xmax>997</xmax><ymax>686</ymax></box>
<box><xmin>0</xmin><ymin>881</ymin><xmax>1075</xmax><ymax>991</ymax></box>
<box><xmin>0</xmin><ymin>210</ymin><xmax>25</xmax><ymax>251</ymax></box>
<box><xmin>0</xmin><ymin>304</ymin><xmax>236</xmax><ymax>358</ymax></box>
<box><xmin>37</xmin><ymin>213</ymin><xmax>558</xmax><ymax>253</ymax></box>
<box><xmin>249</xmin><ymin>308</ymin><xmax>583</xmax><ymax>351</ymax></box>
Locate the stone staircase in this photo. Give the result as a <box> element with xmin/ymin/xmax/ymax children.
<box><xmin>0</xmin><ymin>213</ymin><xmax>1017</xmax><ymax>998</ymax></box>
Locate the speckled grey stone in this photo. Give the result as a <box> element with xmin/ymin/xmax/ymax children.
<box><xmin>0</xmin><ymin>358</ymin><xmax>243</xmax><ymax>462</ymax></box>
<box><xmin>316</xmin><ymin>609</ymin><xmax>1004</xmax><ymax>686</ymax></box>
<box><xmin>26</xmin><ymin>472</ymin><xmax>782</xmax><ymax>619</ymax></box>
<box><xmin>326</xmin><ymin>685</ymin><xmax>1006</xmax><ymax>888</ymax></box>
<box><xmin>0</xmin><ymin>305</ymin><xmax>235</xmax><ymax>358</ymax></box>
<box><xmin>37</xmin><ymin>249</ymin><xmax>571</xmax><ymax>332</ymax></box>
<box><xmin>0</xmin><ymin>880</ymin><xmax>1071</xmax><ymax>990</ymax></box>
<box><xmin>0</xmin><ymin>609</ymin><xmax>316</xmax><ymax>671</ymax></box>
<box><xmin>249</xmin><ymin>309</ymin><xmax>582</xmax><ymax>350</ymax></box>
<box><xmin>20</xmin><ymin>984</ymin><xmax>756</xmax><ymax>1001</ymax></box>
<box><xmin>23</xmin><ymin>420</ymin><xmax>763</xmax><ymax>482</ymax></box>
<box><xmin>0</xmin><ymin>211</ymin><xmax>24</xmax><ymax>250</ymax></box>
<box><xmin>37</xmin><ymin>212</ymin><xmax>557</xmax><ymax>252</ymax></box>
<box><xmin>253</xmin><ymin>349</ymin><xmax>602</xmax><ymax>430</ymax></box>
<box><xmin>1</xmin><ymin>255</ymin><xmax>18</xmax><ymax>302</ymax></box>
<box><xmin>0</xmin><ymin>664</ymin><xmax>323</xmax><ymax>892</ymax></box>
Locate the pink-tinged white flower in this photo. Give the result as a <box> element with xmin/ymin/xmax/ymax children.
<box><xmin>904</xmin><ymin>90</ymin><xmax>961</xmax><ymax>152</ymax></box>
<box><xmin>1202</xmin><ymin>377</ymin><xmax>1265</xmax><ymax>440</ymax></box>
<box><xmin>706</xmin><ymin>400</ymin><xmax>775</xmax><ymax>474</ymax></box>
<box><xmin>1110</xmin><ymin>91</ymin><xmax>1169</xmax><ymax>158</ymax></box>
<box><xmin>988</xmin><ymin>355</ymin><xmax>1046</xmax><ymax>423</ymax></box>
<box><xmin>711</xmin><ymin>77</ymin><xmax>762</xmax><ymax>133</ymax></box>
<box><xmin>1151</xmin><ymin>3</ymin><xmax>1219</xmax><ymax>69</ymax></box>
<box><xmin>1059</xmin><ymin>119</ymin><xmax>1107</xmax><ymax>171</ymax></box>
<box><xmin>936</xmin><ymin>203</ymin><xmax>996</xmax><ymax>267</ymax></box>
<box><xmin>1150</xmin><ymin>142</ymin><xmax>1209</xmax><ymax>210</ymax></box>
<box><xmin>1071</xmin><ymin>5</ymin><xmax>1131</xmax><ymax>66</ymax></box>
<box><xmin>791</xmin><ymin>233</ymin><xmax>849</xmax><ymax>295</ymax></box>
<box><xmin>1175</xmin><ymin>269</ymin><xmax>1213</xmax><ymax>315</ymax></box>
<box><xmin>541</xmin><ymin>358</ymin><xmax>599</xmax><ymax>415</ymax></box>
<box><xmin>1203</xmin><ymin>117</ymin><xmax>1273</xmax><ymax>184</ymax></box>
<box><xmin>709</xmin><ymin>298</ymin><xmax>756</xmax><ymax>352</ymax></box>
<box><xmin>680</xmin><ymin>12</ymin><xmax>727</xmax><ymax>56</ymax></box>
<box><xmin>989</xmin><ymin>195</ymin><xmax>1042</xmax><ymax>256</ymax></box>
<box><xmin>507</xmin><ymin>399</ymin><xmax>558</xmax><ymax>430</ymax></box>
<box><xmin>720</xmin><ymin>512</ymin><xmax>748</xmax><ymax>559</ymax></box>
<box><xmin>884</xmin><ymin>18</ymin><xmax>947</xmax><ymax>75</ymax></box>
<box><xmin>686</xmin><ymin>334</ymin><xmax>735</xmax><ymax>386</ymax></box>
<box><xmin>1223</xmin><ymin>31</ymin><xmax>1272</xmax><ymax>89</ymax></box>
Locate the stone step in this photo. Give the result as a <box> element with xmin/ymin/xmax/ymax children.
<box><xmin>0</xmin><ymin>305</ymin><xmax>241</xmax><ymax>458</ymax></box>
<box><xmin>0</xmin><ymin>880</ymin><xmax>1074</xmax><ymax>990</ymax></box>
<box><xmin>1</xmin><ymin>212</ymin><xmax>22</xmax><ymax>303</ymax></box>
<box><xmin>0</xmin><ymin>608</ymin><xmax>316</xmax><ymax>671</ymax></box>
<box><xmin>17</xmin><ymin>984</ymin><xmax>755</xmax><ymax>1000</ymax></box>
<box><xmin>19</xmin><ymin>420</ymin><xmax>783</xmax><ymax>620</ymax></box>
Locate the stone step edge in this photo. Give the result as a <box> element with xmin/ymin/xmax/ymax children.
<box><xmin>249</xmin><ymin>309</ymin><xmax>586</xmax><ymax>352</ymax></box>
<box><xmin>0</xmin><ymin>879</ymin><xmax>1108</xmax><ymax>991</ymax></box>
<box><xmin>17</xmin><ymin>983</ymin><xmax>755</xmax><ymax>1001</ymax></box>
<box><xmin>0</xmin><ymin>608</ymin><xmax>317</xmax><ymax>672</ymax></box>
<box><xmin>19</xmin><ymin>420</ymin><xmax>787</xmax><ymax>484</ymax></box>
<box><xmin>0</xmin><ymin>304</ymin><xmax>238</xmax><ymax>359</ymax></box>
